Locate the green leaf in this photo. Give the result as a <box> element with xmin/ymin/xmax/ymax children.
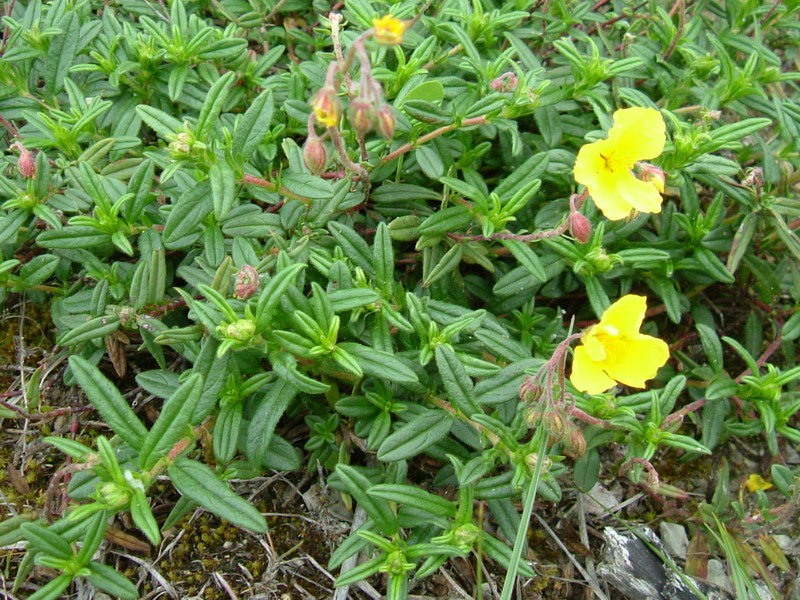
<box><xmin>334</xmin><ymin>465</ymin><xmax>397</xmax><ymax>535</ymax></box>
<box><xmin>327</xmin><ymin>288</ymin><xmax>380</xmax><ymax>312</ymax></box>
<box><xmin>245</xmin><ymin>380</ymin><xmax>297</xmax><ymax>468</ymax></box>
<box><xmin>210</xmin><ymin>161</ymin><xmax>236</xmax><ymax>220</ymax></box>
<box><xmin>86</xmin><ymin>561</ymin><xmax>139</xmax><ymax>600</ymax></box>
<box><xmin>232</xmin><ymin>89</ymin><xmax>274</xmax><ymax>159</ymax></box>
<box><xmin>696</xmin><ymin>324</ymin><xmax>723</xmax><ymax>373</ymax></box>
<box><xmin>434</xmin><ymin>345</ymin><xmax>481</xmax><ymax>417</ymax></box>
<box><xmin>130</xmin><ymin>488</ymin><xmax>161</xmax><ymax>545</ymax></box>
<box><xmin>68</xmin><ymin>356</ymin><xmax>147</xmax><ymax>449</ymax></box>
<box><xmin>699</xmin><ymin>118</ymin><xmax>772</xmax><ymax>153</ymax></box>
<box><xmin>135</xmin><ymin>105</ymin><xmax>183</xmax><ymax>138</ymax></box>
<box><xmin>377</xmin><ymin>411</ymin><xmax>454</xmax><ymax>462</ymax></box>
<box><xmin>255</xmin><ymin>262</ymin><xmax>305</xmax><ymax>329</ymax></box>
<box><xmin>417</xmin><ymin>206</ymin><xmax>472</xmax><ymax>235</ymax></box>
<box><xmin>400</xmin><ymin>80</ymin><xmax>444</xmax><ymax>105</ymax></box>
<box><xmin>196</xmin><ymin>71</ymin><xmax>236</xmax><ymax>140</ymax></box>
<box><xmin>373</xmin><ymin>222</ymin><xmax>394</xmax><ymax>293</ymax></box>
<box><xmin>337</xmin><ymin>343</ymin><xmax>419</xmax><ymax>383</ymax></box>
<box><xmin>58</xmin><ymin>315</ymin><xmax>120</xmax><ymax>346</ymax></box>
<box><xmin>168</xmin><ymin>458</ymin><xmax>267</xmax><ymax>532</ymax></box>
<box><xmin>26</xmin><ymin>574</ymin><xmax>72</xmax><ymax>600</ymax></box>
<box><xmin>20</xmin><ymin>523</ymin><xmax>72</xmax><ymax>559</ymax></box>
<box><xmin>138</xmin><ymin>373</ymin><xmax>203</xmax><ymax>470</ymax></box>
<box><xmin>328</xmin><ymin>221</ymin><xmax>375</xmax><ymax>277</ymax></box>
<box><xmin>163</xmin><ymin>181</ymin><xmax>212</xmax><ymax>249</ymax></box>
<box><xmin>282</xmin><ymin>173</ymin><xmax>334</xmax><ymax>199</ymax></box>
<box><xmin>44</xmin><ymin>13</ymin><xmax>78</xmax><ymax>95</ymax></box>
<box><xmin>423</xmin><ymin>243</ymin><xmax>463</xmax><ymax>287</ymax></box>
<box><xmin>334</xmin><ymin>554</ymin><xmax>386</xmax><ymax>587</ymax></box>
<box><xmin>501</xmin><ymin>240</ymin><xmax>546</xmax><ymax>282</ymax></box>
<box><xmin>369</xmin><ymin>484</ymin><xmax>456</xmax><ymax>518</ymax></box>
<box><xmin>415</xmin><ymin>145</ymin><xmax>445</xmax><ymax>179</ymax></box>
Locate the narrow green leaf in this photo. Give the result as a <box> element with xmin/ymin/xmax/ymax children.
<box><xmin>377</xmin><ymin>411</ymin><xmax>454</xmax><ymax>462</ymax></box>
<box><xmin>232</xmin><ymin>89</ymin><xmax>274</xmax><ymax>159</ymax></box>
<box><xmin>335</xmin><ymin>465</ymin><xmax>397</xmax><ymax>535</ymax></box>
<box><xmin>435</xmin><ymin>345</ymin><xmax>481</xmax><ymax>417</ymax></box>
<box><xmin>245</xmin><ymin>380</ymin><xmax>297</xmax><ymax>468</ymax></box>
<box><xmin>138</xmin><ymin>373</ymin><xmax>203</xmax><ymax>470</ymax></box>
<box><xmin>168</xmin><ymin>458</ymin><xmax>267</xmax><ymax>532</ymax></box>
<box><xmin>86</xmin><ymin>562</ymin><xmax>139</xmax><ymax>600</ymax></box>
<box><xmin>196</xmin><ymin>71</ymin><xmax>236</xmax><ymax>140</ymax></box>
<box><xmin>68</xmin><ymin>356</ymin><xmax>147</xmax><ymax>449</ymax></box>
<box><xmin>369</xmin><ymin>484</ymin><xmax>456</xmax><ymax>518</ymax></box>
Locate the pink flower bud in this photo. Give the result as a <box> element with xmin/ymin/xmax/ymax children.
<box><xmin>565</xmin><ymin>425</ymin><xmax>586</xmax><ymax>457</ymax></box>
<box><xmin>234</xmin><ymin>264</ymin><xmax>260</xmax><ymax>300</ymax></box>
<box><xmin>303</xmin><ymin>135</ymin><xmax>328</xmax><ymax>175</ymax></box>
<box><xmin>490</xmin><ymin>72</ymin><xmax>518</xmax><ymax>93</ymax></box>
<box><xmin>569</xmin><ymin>211</ymin><xmax>591</xmax><ymax>243</ymax></box>
<box><xmin>16</xmin><ymin>145</ymin><xmax>36</xmax><ymax>179</ymax></box>
<box><xmin>375</xmin><ymin>104</ymin><xmax>396</xmax><ymax>139</ymax></box>
<box><xmin>348</xmin><ymin>98</ymin><xmax>374</xmax><ymax>136</ymax></box>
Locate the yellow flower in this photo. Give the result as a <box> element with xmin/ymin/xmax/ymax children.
<box><xmin>570</xmin><ymin>294</ymin><xmax>669</xmax><ymax>395</ymax></box>
<box><xmin>573</xmin><ymin>107</ymin><xmax>667</xmax><ymax>221</ymax></box>
<box><xmin>745</xmin><ymin>474</ymin><xmax>773</xmax><ymax>493</ymax></box>
<box><xmin>311</xmin><ymin>87</ymin><xmax>342</xmax><ymax>128</ymax></box>
<box><xmin>372</xmin><ymin>15</ymin><xmax>406</xmax><ymax>45</ymax></box>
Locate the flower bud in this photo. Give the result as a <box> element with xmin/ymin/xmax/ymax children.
<box><xmin>375</xmin><ymin>104</ymin><xmax>396</xmax><ymax>139</ymax></box>
<box><xmin>564</xmin><ymin>425</ymin><xmax>586</xmax><ymax>457</ymax></box>
<box><xmin>519</xmin><ymin>376</ymin><xmax>543</xmax><ymax>404</ymax></box>
<box><xmin>348</xmin><ymin>98</ymin><xmax>374</xmax><ymax>136</ymax></box>
<box><xmin>372</xmin><ymin>15</ymin><xmax>407</xmax><ymax>45</ymax></box>
<box><xmin>303</xmin><ymin>135</ymin><xmax>327</xmax><ymax>175</ymax></box>
<box><xmin>220</xmin><ymin>318</ymin><xmax>256</xmax><ymax>342</ymax></box>
<box><xmin>637</xmin><ymin>162</ymin><xmax>667</xmax><ymax>193</ymax></box>
<box><xmin>98</xmin><ymin>482</ymin><xmax>131</xmax><ymax>508</ymax></box>
<box><xmin>490</xmin><ymin>72</ymin><xmax>518</xmax><ymax>93</ymax></box>
<box><xmin>17</xmin><ymin>145</ymin><xmax>36</xmax><ymax>179</ymax></box>
<box><xmin>569</xmin><ymin>211</ymin><xmax>591</xmax><ymax>243</ymax></box>
<box><xmin>234</xmin><ymin>264</ymin><xmax>260</xmax><ymax>300</ymax></box>
<box><xmin>544</xmin><ymin>410</ymin><xmax>566</xmax><ymax>438</ymax></box>
<box><xmin>311</xmin><ymin>87</ymin><xmax>342</xmax><ymax>128</ymax></box>
<box><xmin>169</xmin><ymin>132</ymin><xmax>193</xmax><ymax>155</ymax></box>
<box><xmin>452</xmin><ymin>523</ymin><xmax>480</xmax><ymax>551</ymax></box>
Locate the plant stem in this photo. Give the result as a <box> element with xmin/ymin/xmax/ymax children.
<box><xmin>381</xmin><ymin>116</ymin><xmax>489</xmax><ymax>164</ymax></box>
<box><xmin>499</xmin><ymin>427</ymin><xmax>549</xmax><ymax>600</ymax></box>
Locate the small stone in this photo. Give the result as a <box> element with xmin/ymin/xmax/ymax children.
<box><xmin>580</xmin><ymin>482</ymin><xmax>622</xmax><ymax>516</ymax></box>
<box><xmin>772</xmin><ymin>535</ymin><xmax>795</xmax><ymax>553</ymax></box>
<box><xmin>706</xmin><ymin>559</ymin><xmax>733</xmax><ymax>595</ymax></box>
<box><xmin>659</xmin><ymin>522</ymin><xmax>689</xmax><ymax>560</ymax></box>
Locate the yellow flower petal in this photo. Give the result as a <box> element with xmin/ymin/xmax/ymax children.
<box><xmin>570</xmin><ymin>345</ymin><xmax>617</xmax><ymax>394</ymax></box>
<box><xmin>613</xmin><ymin>172</ymin><xmax>663</xmax><ymax>214</ymax></box>
<box><xmin>606</xmin><ymin>107</ymin><xmax>666</xmax><ymax>164</ymax></box>
<box><xmin>585</xmin><ymin>171</ymin><xmax>637</xmax><ymax>221</ymax></box>
<box><xmin>745</xmin><ymin>474</ymin><xmax>773</xmax><ymax>492</ymax></box>
<box><xmin>598</xmin><ymin>294</ymin><xmax>647</xmax><ymax>337</ymax></box>
<box><xmin>598</xmin><ymin>334</ymin><xmax>670</xmax><ymax>389</ymax></box>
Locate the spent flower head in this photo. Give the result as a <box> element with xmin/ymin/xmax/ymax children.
<box><xmin>573</xmin><ymin>107</ymin><xmax>666</xmax><ymax>220</ymax></box>
<box><xmin>570</xmin><ymin>294</ymin><xmax>669</xmax><ymax>395</ymax></box>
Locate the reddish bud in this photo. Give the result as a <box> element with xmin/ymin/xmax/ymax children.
<box><xmin>303</xmin><ymin>135</ymin><xmax>328</xmax><ymax>175</ymax></box>
<box><xmin>375</xmin><ymin>103</ymin><xmax>396</xmax><ymax>139</ymax></box>
<box><xmin>17</xmin><ymin>147</ymin><xmax>36</xmax><ymax>179</ymax></box>
<box><xmin>569</xmin><ymin>211</ymin><xmax>591</xmax><ymax>243</ymax></box>
<box><xmin>490</xmin><ymin>72</ymin><xmax>518</xmax><ymax>93</ymax></box>
<box><xmin>348</xmin><ymin>98</ymin><xmax>374</xmax><ymax>136</ymax></box>
<box><xmin>234</xmin><ymin>264</ymin><xmax>260</xmax><ymax>300</ymax></box>
<box><xmin>565</xmin><ymin>425</ymin><xmax>586</xmax><ymax>457</ymax></box>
